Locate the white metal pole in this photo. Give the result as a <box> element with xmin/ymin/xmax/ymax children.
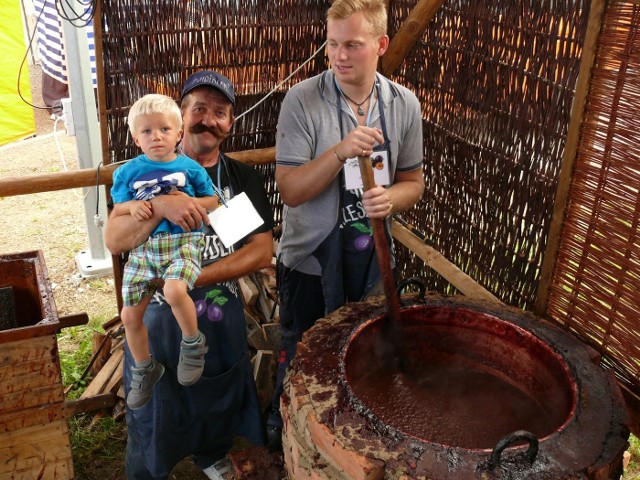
<box><xmin>60</xmin><ymin>2</ymin><xmax>112</xmax><ymax>278</ymax></box>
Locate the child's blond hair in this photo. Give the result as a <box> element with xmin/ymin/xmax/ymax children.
<box><xmin>127</xmin><ymin>94</ymin><xmax>182</xmax><ymax>135</ymax></box>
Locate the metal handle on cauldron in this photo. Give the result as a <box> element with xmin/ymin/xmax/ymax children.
<box><xmin>488</xmin><ymin>430</ymin><xmax>539</xmax><ymax>470</ymax></box>
<box><xmin>397</xmin><ymin>277</ymin><xmax>426</xmax><ymax>299</ymax></box>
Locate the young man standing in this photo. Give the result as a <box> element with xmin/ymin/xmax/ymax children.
<box><xmin>268</xmin><ymin>0</ymin><xmax>425</xmax><ymax>450</ymax></box>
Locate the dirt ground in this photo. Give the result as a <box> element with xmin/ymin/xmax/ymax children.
<box><xmin>0</xmin><ymin>66</ymin><xmax>118</xmax><ymax>324</ymax></box>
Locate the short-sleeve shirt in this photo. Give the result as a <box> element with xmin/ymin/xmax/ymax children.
<box><xmin>111</xmin><ymin>153</ymin><xmax>214</xmax><ymax>236</ymax></box>
<box><xmin>275</xmin><ymin>69</ymin><xmax>423</xmax><ymax>271</ymax></box>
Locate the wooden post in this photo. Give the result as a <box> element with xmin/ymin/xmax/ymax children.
<box><xmin>380</xmin><ymin>0</ymin><xmax>446</xmax><ymax>77</ymax></box>
<box><xmin>533</xmin><ymin>0</ymin><xmax>606</xmax><ymax>315</ymax></box>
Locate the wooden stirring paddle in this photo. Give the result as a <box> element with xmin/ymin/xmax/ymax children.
<box><xmin>357</xmin><ymin>155</ymin><xmax>402</xmax><ymax>326</ymax></box>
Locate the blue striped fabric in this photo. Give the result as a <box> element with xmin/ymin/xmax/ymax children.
<box><xmin>33</xmin><ymin>0</ymin><xmax>96</xmax><ymax>87</ymax></box>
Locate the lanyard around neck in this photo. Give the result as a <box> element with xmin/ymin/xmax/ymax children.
<box><xmin>178</xmin><ymin>145</ymin><xmax>230</xmax><ymax>206</ymax></box>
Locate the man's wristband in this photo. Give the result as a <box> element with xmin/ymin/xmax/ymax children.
<box><xmin>334</xmin><ymin>148</ymin><xmax>346</xmax><ymax>164</ymax></box>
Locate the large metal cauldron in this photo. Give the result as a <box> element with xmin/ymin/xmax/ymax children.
<box><xmin>281</xmin><ymin>293</ymin><xmax>630</xmax><ymax>480</ymax></box>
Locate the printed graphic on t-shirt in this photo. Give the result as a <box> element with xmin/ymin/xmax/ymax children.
<box><xmin>340</xmin><ymin>193</ymin><xmax>373</xmax><ymax>252</ymax></box>
<box><xmin>131</xmin><ymin>169</ymin><xmax>188</xmax><ymax>201</ymax></box>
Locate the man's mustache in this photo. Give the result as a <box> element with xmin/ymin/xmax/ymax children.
<box><xmin>189</xmin><ymin>123</ymin><xmax>230</xmax><ymax>138</ymax></box>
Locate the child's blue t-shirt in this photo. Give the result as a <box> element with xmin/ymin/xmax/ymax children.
<box><xmin>111</xmin><ymin>153</ymin><xmax>214</xmax><ymax>235</ymax></box>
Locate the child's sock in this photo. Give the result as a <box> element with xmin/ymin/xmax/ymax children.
<box><xmin>134</xmin><ymin>357</ymin><xmax>153</xmax><ymax>370</ymax></box>
<box><xmin>182</xmin><ymin>332</ymin><xmax>201</xmax><ymax>344</ymax></box>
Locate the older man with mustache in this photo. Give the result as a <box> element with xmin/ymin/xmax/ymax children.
<box><xmin>106</xmin><ymin>71</ymin><xmax>273</xmax><ymax>480</ymax></box>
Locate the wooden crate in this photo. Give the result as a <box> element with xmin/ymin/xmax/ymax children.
<box><xmin>0</xmin><ymin>251</ymin><xmax>74</xmax><ymax>480</ymax></box>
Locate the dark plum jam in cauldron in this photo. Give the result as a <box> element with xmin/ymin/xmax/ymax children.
<box><xmin>343</xmin><ymin>306</ymin><xmax>576</xmax><ymax>449</ymax></box>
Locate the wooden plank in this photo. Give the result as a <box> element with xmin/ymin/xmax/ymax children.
<box><xmin>102</xmin><ymin>314</ymin><xmax>122</xmax><ymax>331</ymax></box>
<box><xmin>0</xmin><ymin>418</ymin><xmax>69</xmax><ymax>450</ymax></box>
<box><xmin>226</xmin><ymin>147</ymin><xmax>275</xmax><ymax>166</ymax></box>
<box><xmin>239</xmin><ymin>276</ymin><xmax>259</xmax><ymax>306</ymax></box>
<box><xmin>0</xmin><ymin>163</ymin><xmax>118</xmax><ymax>197</ymax></box>
<box><xmin>262</xmin><ymin>323</ymin><xmax>282</xmax><ymax>353</ymax></box>
<box><xmin>0</xmin><ymin>403</ymin><xmax>66</xmax><ymax>434</ymax></box>
<box><xmin>533</xmin><ymin>0</ymin><xmax>606</xmax><ymax>315</ymax></box>
<box><xmin>58</xmin><ymin>313</ymin><xmax>89</xmax><ymax>330</ymax></box>
<box><xmin>391</xmin><ymin>220</ymin><xmax>502</xmax><ymax>304</ymax></box>
<box><xmin>0</xmin><ymin>385</ymin><xmax>64</xmax><ymax>413</ymax></box>
<box><xmin>80</xmin><ymin>348</ymin><xmax>124</xmax><ymax>399</ymax></box>
<box><xmin>0</xmin><ymin>335</ymin><xmax>55</xmax><ymax>367</ymax></box>
<box><xmin>103</xmin><ymin>354</ymin><xmax>124</xmax><ymax>394</ymax></box>
<box><xmin>253</xmin><ymin>350</ymin><xmax>275</xmax><ymax>413</ymax></box>
<box><xmin>90</xmin><ymin>331</ymin><xmax>112</xmax><ymax>376</ymax></box>
<box><xmin>244</xmin><ymin>308</ymin><xmax>262</xmax><ymax>330</ymax></box>
<box><xmin>110</xmin><ymin>337</ymin><xmax>124</xmax><ymax>353</ymax></box>
<box><xmin>253</xmin><ymin>272</ymin><xmax>277</xmax><ymax>323</ymax></box>
<box><xmin>245</xmin><ymin>308</ymin><xmax>271</xmax><ymax>350</ymax></box>
<box><xmin>0</xmin><ymin>358</ymin><xmax>59</xmax><ymax>391</ymax></box>
<box><xmin>64</xmin><ymin>393</ymin><xmax>118</xmax><ymax>417</ymax></box>
<box><xmin>0</xmin><ymin>427</ymin><xmax>72</xmax><ymax>474</ymax></box>
<box><xmin>255</xmin><ymin>267</ymin><xmax>277</xmax><ymax>301</ymax></box>
<box><xmin>8</xmin><ymin>459</ymin><xmax>74</xmax><ymax>480</ymax></box>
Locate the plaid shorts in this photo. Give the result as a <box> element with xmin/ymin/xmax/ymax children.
<box><xmin>122</xmin><ymin>232</ymin><xmax>204</xmax><ymax>306</ymax></box>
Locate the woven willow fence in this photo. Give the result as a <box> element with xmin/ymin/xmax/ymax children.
<box><xmin>388</xmin><ymin>0</ymin><xmax>590</xmax><ymax>308</ymax></box>
<box><xmin>98</xmin><ymin>0</ymin><xmax>331</xmax><ymax>224</ymax></box>
<box><xmin>97</xmin><ymin>1</ymin><xmax>640</xmax><ymax>405</ymax></box>
<box><xmin>546</xmin><ymin>2</ymin><xmax>640</xmax><ymax>409</ymax></box>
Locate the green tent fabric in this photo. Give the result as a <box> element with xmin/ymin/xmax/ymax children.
<box><xmin>0</xmin><ymin>0</ymin><xmax>36</xmax><ymax>146</ymax></box>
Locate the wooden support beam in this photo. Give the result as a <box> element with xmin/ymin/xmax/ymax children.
<box><xmin>227</xmin><ymin>147</ymin><xmax>275</xmax><ymax>166</ymax></box>
<box><xmin>64</xmin><ymin>393</ymin><xmax>117</xmax><ymax>417</ymax></box>
<box><xmin>381</xmin><ymin>0</ymin><xmax>446</xmax><ymax>76</ymax></box>
<box><xmin>533</xmin><ymin>0</ymin><xmax>606</xmax><ymax>315</ymax></box>
<box><xmin>0</xmin><ymin>147</ymin><xmax>275</xmax><ymax>199</ymax></box>
<box><xmin>391</xmin><ymin>220</ymin><xmax>502</xmax><ymax>304</ymax></box>
<box><xmin>0</xmin><ymin>163</ymin><xmax>118</xmax><ymax>198</ymax></box>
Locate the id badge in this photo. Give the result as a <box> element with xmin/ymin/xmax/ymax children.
<box><xmin>343</xmin><ymin>150</ymin><xmax>391</xmax><ymax>190</ymax></box>
<box><xmin>208</xmin><ymin>192</ymin><xmax>264</xmax><ymax>248</ymax></box>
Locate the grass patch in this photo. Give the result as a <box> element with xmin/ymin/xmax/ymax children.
<box><xmin>627</xmin><ymin>434</ymin><xmax>640</xmax><ymax>479</ymax></box>
<box><xmin>69</xmin><ymin>415</ymin><xmax>127</xmax><ymax>479</ymax></box>
<box><xmin>58</xmin><ymin>326</ymin><xmax>94</xmax><ymax>398</ymax></box>
<box><xmin>59</xmin><ymin>320</ymin><xmax>128</xmax><ymax>478</ymax></box>
<box><xmin>58</xmin><ymin>320</ymin><xmax>108</xmax><ymax>400</ymax></box>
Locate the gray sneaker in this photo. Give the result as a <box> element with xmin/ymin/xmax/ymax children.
<box><xmin>127</xmin><ymin>358</ymin><xmax>165</xmax><ymax>410</ymax></box>
<box><xmin>177</xmin><ymin>332</ymin><xmax>208</xmax><ymax>386</ymax></box>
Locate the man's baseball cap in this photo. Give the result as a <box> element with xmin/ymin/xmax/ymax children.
<box><xmin>181</xmin><ymin>71</ymin><xmax>235</xmax><ymax>105</ymax></box>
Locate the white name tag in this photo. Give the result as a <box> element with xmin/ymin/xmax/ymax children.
<box><xmin>208</xmin><ymin>192</ymin><xmax>264</xmax><ymax>248</ymax></box>
<box><xmin>343</xmin><ymin>150</ymin><xmax>391</xmax><ymax>190</ymax></box>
